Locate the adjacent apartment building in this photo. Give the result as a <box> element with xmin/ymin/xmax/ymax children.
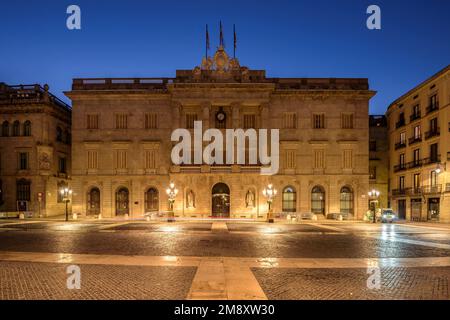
<box><xmin>65</xmin><ymin>45</ymin><xmax>375</xmax><ymax>219</ymax></box>
<box><xmin>386</xmin><ymin>65</ymin><xmax>450</xmax><ymax>222</ymax></box>
<box><xmin>0</xmin><ymin>84</ymin><xmax>72</xmax><ymax>217</ymax></box>
<box><xmin>369</xmin><ymin>115</ymin><xmax>389</xmax><ymax>209</ymax></box>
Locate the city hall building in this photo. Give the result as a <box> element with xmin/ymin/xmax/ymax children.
<box><xmin>66</xmin><ymin>46</ymin><xmax>375</xmax><ymax>219</ymax></box>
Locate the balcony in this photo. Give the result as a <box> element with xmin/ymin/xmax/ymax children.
<box><xmin>423</xmin><ymin>155</ymin><xmax>440</xmax><ymax>165</ymax></box>
<box><xmin>422</xmin><ymin>185</ymin><xmax>442</xmax><ymax>194</ymax></box>
<box><xmin>394</xmin><ymin>142</ymin><xmax>406</xmax><ymax>150</ymax></box>
<box><xmin>426</xmin><ymin>102</ymin><xmax>439</xmax><ymax>114</ymax></box>
<box><xmin>393</xmin><ymin>164</ymin><xmax>407</xmax><ymax>173</ymax></box>
<box><xmin>408</xmin><ymin>135</ymin><xmax>422</xmax><ymax>145</ymax></box>
<box><xmin>407</xmin><ymin>159</ymin><xmax>422</xmax><ymax>169</ymax></box>
<box><xmin>395</xmin><ymin>119</ymin><xmax>406</xmax><ymax>129</ymax></box>
<box><xmin>410</xmin><ymin>112</ymin><xmax>421</xmax><ymax>122</ymax></box>
<box><xmin>392</xmin><ymin>188</ymin><xmax>408</xmax><ymax>197</ymax></box>
<box><xmin>425</xmin><ymin>128</ymin><xmax>440</xmax><ymax>140</ymax></box>
<box><xmin>408</xmin><ymin>188</ymin><xmax>422</xmax><ymax>196</ymax></box>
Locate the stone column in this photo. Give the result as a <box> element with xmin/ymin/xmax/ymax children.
<box><xmin>260</xmin><ymin>103</ymin><xmax>270</xmax><ymax>129</ymax></box>
<box><xmin>231</xmin><ymin>103</ymin><xmax>240</xmax><ymax>128</ymax></box>
<box><xmin>171</xmin><ymin>102</ymin><xmax>181</xmax><ymax>130</ymax></box>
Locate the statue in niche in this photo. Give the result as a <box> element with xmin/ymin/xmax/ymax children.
<box><xmin>186</xmin><ymin>190</ymin><xmax>195</xmax><ymax>208</ymax></box>
<box><xmin>245</xmin><ymin>189</ymin><xmax>255</xmax><ymax>208</ymax></box>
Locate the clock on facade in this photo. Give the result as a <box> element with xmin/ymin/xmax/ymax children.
<box><xmin>216</xmin><ymin>109</ymin><xmax>226</xmax><ymax>122</ymax></box>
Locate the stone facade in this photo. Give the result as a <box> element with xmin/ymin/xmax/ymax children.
<box><xmin>0</xmin><ymin>83</ymin><xmax>72</xmax><ymax>217</ymax></box>
<box><xmin>369</xmin><ymin>115</ymin><xmax>389</xmax><ymax>209</ymax></box>
<box><xmin>65</xmin><ymin>47</ymin><xmax>375</xmax><ymax>220</ymax></box>
<box><xmin>386</xmin><ymin>65</ymin><xmax>450</xmax><ymax>222</ymax></box>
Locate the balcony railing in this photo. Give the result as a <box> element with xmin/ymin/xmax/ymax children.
<box><xmin>395</xmin><ymin>119</ymin><xmax>406</xmax><ymax>129</ymax></box>
<box><xmin>446</xmin><ymin>183</ymin><xmax>450</xmax><ymax>192</ymax></box>
<box><xmin>408</xmin><ymin>136</ymin><xmax>422</xmax><ymax>145</ymax></box>
<box><xmin>426</xmin><ymin>102</ymin><xmax>439</xmax><ymax>114</ymax></box>
<box><xmin>425</xmin><ymin>128</ymin><xmax>440</xmax><ymax>140</ymax></box>
<box><xmin>393</xmin><ymin>164</ymin><xmax>407</xmax><ymax>173</ymax></box>
<box><xmin>407</xmin><ymin>159</ymin><xmax>422</xmax><ymax>169</ymax></box>
<box><xmin>392</xmin><ymin>188</ymin><xmax>408</xmax><ymax>196</ymax></box>
<box><xmin>423</xmin><ymin>155</ymin><xmax>440</xmax><ymax>165</ymax></box>
<box><xmin>410</xmin><ymin>112</ymin><xmax>421</xmax><ymax>122</ymax></box>
<box><xmin>394</xmin><ymin>142</ymin><xmax>406</xmax><ymax>150</ymax></box>
<box><xmin>422</xmin><ymin>185</ymin><xmax>442</xmax><ymax>194</ymax></box>
<box><xmin>408</xmin><ymin>188</ymin><xmax>422</xmax><ymax>196</ymax></box>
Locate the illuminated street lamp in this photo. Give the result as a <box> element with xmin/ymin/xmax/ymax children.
<box><xmin>60</xmin><ymin>187</ymin><xmax>73</xmax><ymax>222</ymax></box>
<box><xmin>368</xmin><ymin>189</ymin><xmax>380</xmax><ymax>223</ymax></box>
<box><xmin>166</xmin><ymin>182</ymin><xmax>178</xmax><ymax>222</ymax></box>
<box><xmin>262</xmin><ymin>184</ymin><xmax>277</xmax><ymax>223</ymax></box>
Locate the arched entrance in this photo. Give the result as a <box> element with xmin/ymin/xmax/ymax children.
<box><xmin>145</xmin><ymin>187</ymin><xmax>159</xmax><ymax>212</ymax></box>
<box><xmin>115</xmin><ymin>187</ymin><xmax>129</xmax><ymax>216</ymax></box>
<box><xmin>87</xmin><ymin>187</ymin><xmax>101</xmax><ymax>215</ymax></box>
<box><xmin>311</xmin><ymin>185</ymin><xmax>325</xmax><ymax>215</ymax></box>
<box><xmin>340</xmin><ymin>186</ymin><xmax>354</xmax><ymax>215</ymax></box>
<box><xmin>212</xmin><ymin>183</ymin><xmax>230</xmax><ymax>218</ymax></box>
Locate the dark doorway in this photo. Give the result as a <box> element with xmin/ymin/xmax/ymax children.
<box><xmin>87</xmin><ymin>187</ymin><xmax>100</xmax><ymax>215</ymax></box>
<box><xmin>212</xmin><ymin>183</ymin><xmax>230</xmax><ymax>218</ymax></box>
<box><xmin>145</xmin><ymin>188</ymin><xmax>159</xmax><ymax>212</ymax></box>
<box><xmin>398</xmin><ymin>199</ymin><xmax>406</xmax><ymax>220</ymax></box>
<box><xmin>115</xmin><ymin>187</ymin><xmax>129</xmax><ymax>215</ymax></box>
<box><xmin>428</xmin><ymin>198</ymin><xmax>440</xmax><ymax>221</ymax></box>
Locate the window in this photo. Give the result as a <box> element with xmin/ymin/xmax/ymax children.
<box><xmin>145</xmin><ymin>150</ymin><xmax>157</xmax><ymax>169</ymax></box>
<box><xmin>56</xmin><ymin>126</ymin><xmax>62</xmax><ymax>142</ymax></box>
<box><xmin>413</xmin><ymin>173</ymin><xmax>421</xmax><ymax>190</ymax></box>
<box><xmin>115</xmin><ymin>150</ymin><xmax>127</xmax><ymax>169</ymax></box>
<box><xmin>283</xmin><ymin>113</ymin><xmax>297</xmax><ymax>129</ymax></box>
<box><xmin>431</xmin><ymin>171</ymin><xmax>437</xmax><ymax>187</ymax></box>
<box><xmin>186</xmin><ymin>113</ymin><xmax>197</xmax><ymax>129</ymax></box>
<box><xmin>23</xmin><ymin>121</ymin><xmax>31</xmax><ymax>136</ymax></box>
<box><xmin>400</xmin><ymin>132</ymin><xmax>406</xmax><ymax>144</ymax></box>
<box><xmin>16</xmin><ymin>179</ymin><xmax>31</xmax><ymax>201</ymax></box>
<box><xmin>413</xmin><ymin>125</ymin><xmax>421</xmax><ymax>139</ymax></box>
<box><xmin>145</xmin><ymin>113</ymin><xmax>158</xmax><ymax>129</ymax></box>
<box><xmin>0</xmin><ymin>179</ymin><xmax>3</xmax><ymax>204</ymax></box>
<box><xmin>369</xmin><ymin>166</ymin><xmax>377</xmax><ymax>180</ymax></box>
<box><xmin>12</xmin><ymin>121</ymin><xmax>20</xmax><ymax>136</ymax></box>
<box><xmin>400</xmin><ymin>153</ymin><xmax>405</xmax><ymax>166</ymax></box>
<box><xmin>115</xmin><ymin>114</ymin><xmax>128</xmax><ymax>129</ymax></box>
<box><xmin>313</xmin><ymin>114</ymin><xmax>325</xmax><ymax>129</ymax></box>
<box><xmin>58</xmin><ymin>157</ymin><xmax>67</xmax><ymax>174</ymax></box>
<box><xmin>369</xmin><ymin>140</ymin><xmax>377</xmax><ymax>152</ymax></box>
<box><xmin>18</xmin><ymin>152</ymin><xmax>28</xmax><ymax>170</ymax></box>
<box><xmin>430</xmin><ymin>143</ymin><xmax>438</xmax><ymax>162</ymax></box>
<box><xmin>87</xmin><ymin>114</ymin><xmax>99</xmax><ymax>129</ymax></box>
<box><xmin>429</xmin><ymin>94</ymin><xmax>438</xmax><ymax>109</ymax></box>
<box><xmin>1</xmin><ymin>121</ymin><xmax>9</xmax><ymax>137</ymax></box>
<box><xmin>342</xmin><ymin>150</ymin><xmax>353</xmax><ymax>169</ymax></box>
<box><xmin>413</xmin><ymin>104</ymin><xmax>420</xmax><ymax>117</ymax></box>
<box><xmin>311</xmin><ymin>186</ymin><xmax>325</xmax><ymax>214</ymax></box>
<box><xmin>399</xmin><ymin>176</ymin><xmax>405</xmax><ymax>190</ymax></box>
<box><xmin>341</xmin><ymin>113</ymin><xmax>354</xmax><ymax>129</ymax></box>
<box><xmin>284</xmin><ymin>150</ymin><xmax>296</xmax><ymax>169</ymax></box>
<box><xmin>64</xmin><ymin>130</ymin><xmax>71</xmax><ymax>144</ymax></box>
<box><xmin>87</xmin><ymin>150</ymin><xmax>98</xmax><ymax>170</ymax></box>
<box><xmin>430</xmin><ymin>118</ymin><xmax>438</xmax><ymax>132</ymax></box>
<box><xmin>243</xmin><ymin>114</ymin><xmax>256</xmax><ymax>129</ymax></box>
<box><xmin>340</xmin><ymin>186</ymin><xmax>353</xmax><ymax>215</ymax></box>
<box><xmin>282</xmin><ymin>186</ymin><xmax>296</xmax><ymax>212</ymax></box>
<box><xmin>413</xmin><ymin>149</ymin><xmax>420</xmax><ymax>164</ymax></box>
<box><xmin>313</xmin><ymin>149</ymin><xmax>325</xmax><ymax>169</ymax></box>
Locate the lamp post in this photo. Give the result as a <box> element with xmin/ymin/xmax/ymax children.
<box><xmin>166</xmin><ymin>182</ymin><xmax>178</xmax><ymax>223</ymax></box>
<box><xmin>368</xmin><ymin>189</ymin><xmax>380</xmax><ymax>223</ymax></box>
<box><xmin>262</xmin><ymin>184</ymin><xmax>277</xmax><ymax>223</ymax></box>
<box><xmin>60</xmin><ymin>187</ymin><xmax>72</xmax><ymax>222</ymax></box>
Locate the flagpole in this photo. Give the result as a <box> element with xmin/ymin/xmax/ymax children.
<box><xmin>233</xmin><ymin>24</ymin><xmax>236</xmax><ymax>58</ymax></box>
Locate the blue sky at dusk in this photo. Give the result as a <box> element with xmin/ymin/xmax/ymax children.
<box><xmin>1</xmin><ymin>0</ymin><xmax>449</xmax><ymax>114</ymax></box>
